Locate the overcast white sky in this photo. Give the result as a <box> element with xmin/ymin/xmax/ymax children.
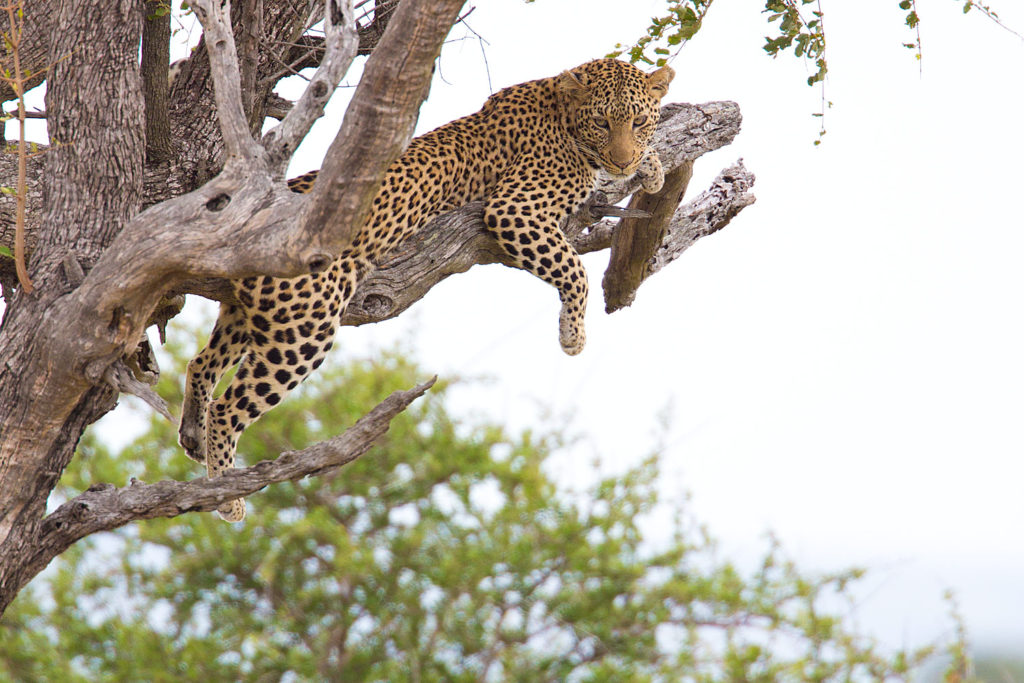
<box><xmin>10</xmin><ymin>0</ymin><xmax>1022</xmax><ymax>659</ymax></box>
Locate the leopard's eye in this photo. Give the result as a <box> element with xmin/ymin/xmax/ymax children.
<box><xmin>593</xmin><ymin>116</ymin><xmax>610</xmax><ymax>130</ymax></box>
<box><xmin>633</xmin><ymin>115</ymin><xmax>649</xmax><ymax>128</ymax></box>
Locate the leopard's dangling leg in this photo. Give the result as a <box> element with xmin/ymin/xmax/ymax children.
<box><xmin>180</xmin><ymin>303</ymin><xmax>250</xmax><ymax>463</ymax></box>
<box><xmin>483</xmin><ymin>165</ymin><xmax>592</xmax><ymax>356</ymax></box>
<box><xmin>202</xmin><ymin>316</ymin><xmax>339</xmax><ymax>521</ymax></box>
<box><xmin>204</xmin><ymin>261</ymin><xmax>366</xmax><ymax>522</ymax></box>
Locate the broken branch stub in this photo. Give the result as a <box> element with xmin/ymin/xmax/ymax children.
<box><xmin>602</xmin><ymin>160</ymin><xmax>694</xmax><ymax>313</ymax></box>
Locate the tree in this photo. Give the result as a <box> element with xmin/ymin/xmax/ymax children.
<box><xmin>0</xmin><ymin>0</ymin><xmax>752</xmax><ymax>615</ymax></box>
<box><xmin>0</xmin><ymin>0</ymin><xmax>1013</xmax><ymax>619</ymax></box>
<box><xmin>0</xmin><ymin>323</ymin><xmax>959</xmax><ymax>681</ymax></box>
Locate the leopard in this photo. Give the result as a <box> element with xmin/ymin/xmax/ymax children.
<box><xmin>179</xmin><ymin>58</ymin><xmax>675</xmax><ymax>522</ymax></box>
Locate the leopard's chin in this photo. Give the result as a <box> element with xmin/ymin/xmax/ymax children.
<box><xmin>601</xmin><ymin>165</ymin><xmax>637</xmax><ymax>179</ymax></box>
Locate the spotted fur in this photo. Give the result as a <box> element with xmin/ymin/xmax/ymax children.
<box><xmin>180</xmin><ymin>59</ymin><xmax>674</xmax><ymax>521</ymax></box>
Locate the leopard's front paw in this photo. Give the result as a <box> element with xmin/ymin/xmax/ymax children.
<box><xmin>636</xmin><ymin>150</ymin><xmax>665</xmax><ymax>194</ymax></box>
<box><xmin>179</xmin><ymin>386</ymin><xmax>209</xmax><ymax>463</ymax></box>
<box><xmin>178</xmin><ymin>417</ymin><xmax>207</xmax><ymax>463</ymax></box>
<box><xmin>559</xmin><ymin>305</ymin><xmax>586</xmax><ymax>356</ymax></box>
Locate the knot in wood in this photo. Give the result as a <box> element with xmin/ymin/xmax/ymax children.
<box><xmin>205</xmin><ymin>193</ymin><xmax>231</xmax><ymax>212</ymax></box>
<box><xmin>306</xmin><ymin>252</ymin><xmax>332</xmax><ymax>273</ymax></box>
<box><xmin>362</xmin><ymin>294</ymin><xmax>393</xmax><ymax>317</ymax></box>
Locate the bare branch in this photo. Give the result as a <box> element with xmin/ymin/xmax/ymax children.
<box><xmin>33</xmin><ymin>378</ymin><xmax>435</xmax><ymax>571</ymax></box>
<box><xmin>649</xmin><ymin>160</ymin><xmax>756</xmax><ymax>274</ymax></box>
<box><xmin>190</xmin><ymin>0</ymin><xmax>262</xmax><ymax>164</ymax></box>
<box><xmin>602</xmin><ymin>161</ymin><xmax>694</xmax><ymax>313</ymax></box>
<box><xmin>264</xmin><ymin>0</ymin><xmax>359</xmax><ymax>173</ymax></box>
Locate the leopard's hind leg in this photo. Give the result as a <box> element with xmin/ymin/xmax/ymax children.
<box><xmin>204</xmin><ymin>266</ymin><xmax>358</xmax><ymax>522</ymax></box>
<box><xmin>180</xmin><ymin>303</ymin><xmax>250</xmax><ymax>463</ymax></box>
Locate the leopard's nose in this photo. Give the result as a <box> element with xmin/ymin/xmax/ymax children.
<box><xmin>608</xmin><ymin>149</ymin><xmax>633</xmax><ymax>171</ymax></box>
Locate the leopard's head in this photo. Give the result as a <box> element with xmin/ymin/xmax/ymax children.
<box><xmin>557</xmin><ymin>58</ymin><xmax>674</xmax><ymax>178</ymax></box>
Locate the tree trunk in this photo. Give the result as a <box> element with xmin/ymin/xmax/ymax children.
<box><xmin>0</xmin><ymin>0</ymin><xmax>145</xmax><ymax>613</ymax></box>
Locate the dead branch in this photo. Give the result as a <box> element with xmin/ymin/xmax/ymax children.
<box><xmin>26</xmin><ymin>378</ymin><xmax>434</xmax><ymax>595</ymax></box>
<box><xmin>191</xmin><ymin>0</ymin><xmax>263</xmax><ymax>164</ymax></box>
<box><xmin>602</xmin><ymin>161</ymin><xmax>694</xmax><ymax>313</ymax></box>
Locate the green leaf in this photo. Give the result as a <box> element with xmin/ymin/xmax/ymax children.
<box><xmin>899</xmin><ymin>0</ymin><xmax>912</xmax><ymax>9</ymax></box>
<box><xmin>0</xmin><ymin>244</ymin><xmax>12</xmax><ymax>259</ymax></box>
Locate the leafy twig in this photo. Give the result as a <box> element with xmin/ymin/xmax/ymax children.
<box><xmin>763</xmin><ymin>0</ymin><xmax>829</xmax><ymax>144</ymax></box>
<box><xmin>608</xmin><ymin>0</ymin><xmax>714</xmax><ymax>66</ymax></box>
<box><xmin>961</xmin><ymin>0</ymin><xmax>1024</xmax><ymax>41</ymax></box>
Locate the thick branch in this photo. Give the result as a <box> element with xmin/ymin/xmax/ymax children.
<box><xmin>338</xmin><ymin>102</ymin><xmax>748</xmax><ymax>325</ymax></box>
<box><xmin>602</xmin><ymin>161</ymin><xmax>694</xmax><ymax>313</ymax></box>
<box><xmin>2</xmin><ymin>378</ymin><xmax>434</xmax><ymax>615</ymax></box>
<box><xmin>299</xmin><ymin>0</ymin><xmax>466</xmax><ymax>264</ymax></box>
<box><xmin>141</xmin><ymin>0</ymin><xmax>173</xmax><ymax>163</ymax></box>
<box><xmin>115</xmin><ymin>100</ymin><xmax>746</xmax><ymax>324</ymax></box>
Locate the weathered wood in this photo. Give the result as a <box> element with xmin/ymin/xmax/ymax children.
<box><xmin>299</xmin><ymin>0</ymin><xmax>466</xmax><ymax>264</ymax></box>
<box><xmin>649</xmin><ymin>160</ymin><xmax>756</xmax><ymax>275</ymax></box>
<box><xmin>603</xmin><ymin>160</ymin><xmax>693</xmax><ymax>313</ymax></box>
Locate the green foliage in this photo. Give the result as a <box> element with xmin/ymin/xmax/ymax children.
<box><xmin>762</xmin><ymin>0</ymin><xmax>829</xmax><ymax>143</ymax></box>
<box><xmin>762</xmin><ymin>1</ymin><xmax>827</xmax><ymax>86</ymax></box>
<box><xmin>607</xmin><ymin>1</ymin><xmax>713</xmax><ymax>67</ymax></box>
<box><xmin>604</xmin><ymin>0</ymin><xmax>1017</xmax><ymax>143</ymax></box>
<box><xmin>0</xmin><ymin>322</ymin><xmax>967</xmax><ymax>681</ymax></box>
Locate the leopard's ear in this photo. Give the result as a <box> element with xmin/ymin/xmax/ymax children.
<box><xmin>647</xmin><ymin>65</ymin><xmax>675</xmax><ymax>99</ymax></box>
<box><xmin>557</xmin><ymin>68</ymin><xmax>590</xmax><ymax>102</ymax></box>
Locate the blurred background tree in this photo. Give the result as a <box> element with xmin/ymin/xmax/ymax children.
<box><xmin>0</xmin><ymin>320</ymin><xmax>986</xmax><ymax>682</ymax></box>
